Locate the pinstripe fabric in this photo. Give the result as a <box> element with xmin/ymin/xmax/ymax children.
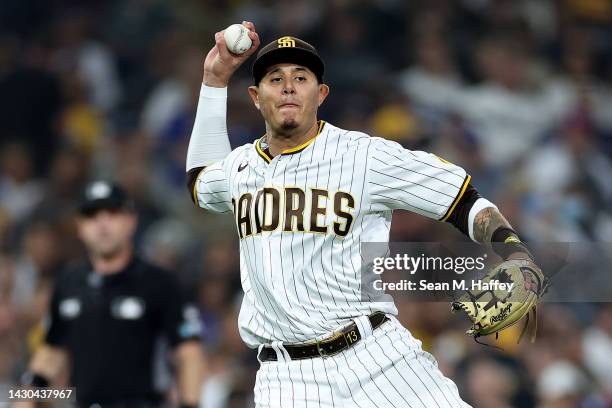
<box><xmin>194</xmin><ymin>122</ymin><xmax>468</xmax><ymax>347</ymax></box>
<box><xmin>194</xmin><ymin>121</ymin><xmax>471</xmax><ymax>406</ymax></box>
<box><xmin>253</xmin><ymin>317</ymin><xmax>471</xmax><ymax>408</ymax></box>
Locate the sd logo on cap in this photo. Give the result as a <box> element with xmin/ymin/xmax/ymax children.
<box><xmin>252</xmin><ymin>36</ymin><xmax>324</xmax><ymax>85</ymax></box>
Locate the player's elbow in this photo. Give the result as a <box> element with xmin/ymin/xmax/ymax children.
<box><xmin>186</xmin><ymin>167</ymin><xmax>204</xmax><ymax>205</ymax></box>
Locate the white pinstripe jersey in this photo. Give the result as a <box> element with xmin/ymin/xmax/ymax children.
<box><xmin>194</xmin><ymin>121</ymin><xmax>470</xmax><ymax>348</ymax></box>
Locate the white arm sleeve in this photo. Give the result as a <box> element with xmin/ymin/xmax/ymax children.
<box><xmin>185</xmin><ymin>85</ymin><xmax>232</xmax><ymax>171</ymax></box>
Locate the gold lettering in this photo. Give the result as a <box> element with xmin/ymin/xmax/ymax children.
<box><xmin>345</xmin><ymin>330</ymin><xmax>358</xmax><ymax>344</ymax></box>
<box><xmin>333</xmin><ymin>191</ymin><xmax>355</xmax><ymax>236</ymax></box>
<box><xmin>309</xmin><ymin>189</ymin><xmax>328</xmax><ymax>233</ymax></box>
<box><xmin>261</xmin><ymin>187</ymin><xmax>280</xmax><ymax>232</ymax></box>
<box><xmin>253</xmin><ymin>190</ymin><xmax>264</xmax><ymax>234</ymax></box>
<box><xmin>284</xmin><ymin>188</ymin><xmax>306</xmax><ymax>232</ymax></box>
<box><xmin>236</xmin><ymin>188</ymin><xmax>356</xmax><ymax>238</ymax></box>
<box><xmin>277</xmin><ymin>36</ymin><xmax>296</xmax><ymax>48</ymax></box>
<box><xmin>236</xmin><ymin>193</ymin><xmax>253</xmax><ymax>238</ymax></box>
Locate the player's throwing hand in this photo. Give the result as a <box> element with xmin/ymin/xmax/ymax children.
<box><xmin>203</xmin><ymin>21</ymin><xmax>260</xmax><ymax>88</ymax></box>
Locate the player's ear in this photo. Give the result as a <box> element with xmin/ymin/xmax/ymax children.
<box><xmin>247</xmin><ymin>86</ymin><xmax>261</xmax><ymax>110</ymax></box>
<box><xmin>318</xmin><ymin>84</ymin><xmax>329</xmax><ymax>107</ymax></box>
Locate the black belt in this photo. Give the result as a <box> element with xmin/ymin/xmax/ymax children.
<box><xmin>258</xmin><ymin>312</ymin><xmax>390</xmax><ymax>362</ymax></box>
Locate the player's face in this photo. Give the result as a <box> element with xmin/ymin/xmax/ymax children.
<box><xmin>77</xmin><ymin>208</ymin><xmax>137</xmax><ymax>258</ymax></box>
<box><xmin>248</xmin><ymin>64</ymin><xmax>329</xmax><ymax>133</ymax></box>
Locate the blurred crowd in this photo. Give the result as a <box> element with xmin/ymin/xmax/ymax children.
<box><xmin>1</xmin><ymin>0</ymin><xmax>612</xmax><ymax>407</ymax></box>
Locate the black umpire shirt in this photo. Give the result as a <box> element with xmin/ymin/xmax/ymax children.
<box><xmin>45</xmin><ymin>255</ymin><xmax>201</xmax><ymax>406</ymax></box>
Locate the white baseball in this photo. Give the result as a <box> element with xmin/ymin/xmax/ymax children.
<box><xmin>223</xmin><ymin>24</ymin><xmax>252</xmax><ymax>55</ymax></box>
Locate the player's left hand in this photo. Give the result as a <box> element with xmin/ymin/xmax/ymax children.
<box><xmin>451</xmin><ymin>257</ymin><xmax>549</xmax><ymax>342</ymax></box>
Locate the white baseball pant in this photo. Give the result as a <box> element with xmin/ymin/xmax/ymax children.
<box><xmin>254</xmin><ymin>315</ymin><xmax>472</xmax><ymax>407</ymax></box>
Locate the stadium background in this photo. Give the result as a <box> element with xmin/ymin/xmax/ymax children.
<box><xmin>1</xmin><ymin>0</ymin><xmax>612</xmax><ymax>407</ymax></box>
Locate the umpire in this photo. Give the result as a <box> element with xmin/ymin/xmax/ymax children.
<box><xmin>21</xmin><ymin>181</ymin><xmax>205</xmax><ymax>408</ymax></box>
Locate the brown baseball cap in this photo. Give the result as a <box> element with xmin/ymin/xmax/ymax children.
<box><xmin>252</xmin><ymin>36</ymin><xmax>324</xmax><ymax>85</ymax></box>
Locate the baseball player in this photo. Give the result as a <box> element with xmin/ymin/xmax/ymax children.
<box><xmin>186</xmin><ymin>22</ymin><xmax>541</xmax><ymax>407</ymax></box>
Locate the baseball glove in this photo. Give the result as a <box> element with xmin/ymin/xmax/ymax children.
<box><xmin>451</xmin><ymin>258</ymin><xmax>549</xmax><ymax>343</ymax></box>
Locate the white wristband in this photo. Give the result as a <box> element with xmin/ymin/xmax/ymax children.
<box><xmin>201</xmin><ymin>85</ymin><xmax>227</xmax><ymax>98</ymax></box>
<box><xmin>468</xmin><ymin>198</ymin><xmax>498</xmax><ymax>242</ymax></box>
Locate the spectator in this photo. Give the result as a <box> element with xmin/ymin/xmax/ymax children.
<box><xmin>455</xmin><ymin>36</ymin><xmax>571</xmax><ymax>168</ymax></box>
<box><xmin>0</xmin><ymin>142</ymin><xmax>44</xmax><ymax>225</ymax></box>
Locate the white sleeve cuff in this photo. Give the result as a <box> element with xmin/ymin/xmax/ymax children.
<box><xmin>468</xmin><ymin>198</ymin><xmax>498</xmax><ymax>242</ymax></box>
<box><xmin>201</xmin><ymin>85</ymin><xmax>228</xmax><ymax>98</ymax></box>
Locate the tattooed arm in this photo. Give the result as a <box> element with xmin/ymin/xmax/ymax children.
<box><xmin>446</xmin><ymin>185</ymin><xmax>532</xmax><ymax>260</ymax></box>
<box><xmin>471</xmin><ymin>206</ymin><xmax>533</xmax><ymax>260</ymax></box>
<box><xmin>472</xmin><ymin>206</ymin><xmax>510</xmax><ymax>246</ymax></box>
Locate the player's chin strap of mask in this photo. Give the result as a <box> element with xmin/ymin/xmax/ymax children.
<box><xmin>491</xmin><ymin>227</ymin><xmax>542</xmax><ymax>345</ymax></box>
